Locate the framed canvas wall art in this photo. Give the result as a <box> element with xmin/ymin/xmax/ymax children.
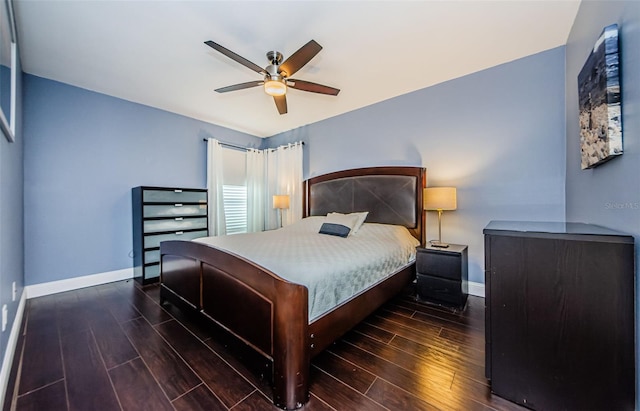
<box><xmin>577</xmin><ymin>24</ymin><xmax>622</xmax><ymax>170</ymax></box>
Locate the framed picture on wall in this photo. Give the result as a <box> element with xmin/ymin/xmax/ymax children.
<box><xmin>577</xmin><ymin>24</ymin><xmax>623</xmax><ymax>170</ymax></box>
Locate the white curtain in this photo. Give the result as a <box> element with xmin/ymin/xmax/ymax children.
<box><xmin>246</xmin><ymin>148</ymin><xmax>266</xmax><ymax>232</ymax></box>
<box><xmin>265</xmin><ymin>142</ymin><xmax>304</xmax><ymax>229</ymax></box>
<box><xmin>206</xmin><ymin>138</ymin><xmax>226</xmax><ymax>236</ymax></box>
<box><xmin>206</xmin><ymin>139</ymin><xmax>303</xmax><ymax>234</ymax></box>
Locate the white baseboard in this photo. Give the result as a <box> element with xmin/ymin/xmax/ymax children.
<box><xmin>468</xmin><ymin>281</ymin><xmax>485</xmax><ymax>298</ymax></box>
<box><xmin>25</xmin><ymin>267</ymin><xmax>134</xmax><ymax>299</ymax></box>
<box><xmin>0</xmin><ymin>291</ymin><xmax>26</xmax><ymax>408</ymax></box>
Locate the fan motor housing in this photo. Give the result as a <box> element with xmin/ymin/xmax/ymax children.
<box><xmin>265</xmin><ymin>64</ymin><xmax>282</xmax><ymax>80</ymax></box>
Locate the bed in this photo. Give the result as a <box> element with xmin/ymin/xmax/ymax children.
<box><xmin>159</xmin><ymin>166</ymin><xmax>426</xmax><ymax>409</ymax></box>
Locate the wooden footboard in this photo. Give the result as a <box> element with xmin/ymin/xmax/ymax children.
<box><xmin>160</xmin><ymin>240</ymin><xmax>310</xmax><ymax>410</ymax></box>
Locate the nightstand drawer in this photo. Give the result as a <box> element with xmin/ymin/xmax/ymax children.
<box><xmin>417</xmin><ymin>250</ymin><xmax>462</xmax><ymax>280</ymax></box>
<box><xmin>416</xmin><ymin>274</ymin><xmax>467</xmax><ymax>306</ymax></box>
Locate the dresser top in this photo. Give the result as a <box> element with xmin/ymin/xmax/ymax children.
<box><xmin>484</xmin><ymin>220</ymin><xmax>633</xmax><ymax>240</ymax></box>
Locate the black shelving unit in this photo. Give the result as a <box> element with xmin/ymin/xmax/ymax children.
<box><xmin>132</xmin><ymin>186</ymin><xmax>208</xmax><ymax>285</ymax></box>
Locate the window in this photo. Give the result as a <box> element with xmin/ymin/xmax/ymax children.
<box><xmin>223</xmin><ymin>185</ymin><xmax>247</xmax><ymax>234</ymax></box>
<box><xmin>221</xmin><ymin>148</ymin><xmax>247</xmax><ymax>234</ymax></box>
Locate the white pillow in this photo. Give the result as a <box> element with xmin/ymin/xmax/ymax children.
<box><xmin>327</xmin><ymin>211</ymin><xmax>369</xmax><ymax>235</ymax></box>
<box><xmin>351</xmin><ymin>211</ymin><xmax>369</xmax><ymax>234</ymax></box>
<box><xmin>325</xmin><ymin>212</ymin><xmax>361</xmax><ymax>236</ymax></box>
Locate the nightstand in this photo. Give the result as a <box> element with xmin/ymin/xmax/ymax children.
<box><xmin>416</xmin><ymin>244</ymin><xmax>468</xmax><ymax>307</ymax></box>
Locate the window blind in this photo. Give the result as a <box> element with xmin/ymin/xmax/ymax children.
<box><xmin>223</xmin><ymin>185</ymin><xmax>247</xmax><ymax>234</ymax></box>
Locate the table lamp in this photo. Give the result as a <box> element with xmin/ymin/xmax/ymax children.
<box><xmin>424</xmin><ymin>187</ymin><xmax>457</xmax><ymax>248</ymax></box>
<box><xmin>273</xmin><ymin>194</ymin><xmax>290</xmax><ymax>228</ymax></box>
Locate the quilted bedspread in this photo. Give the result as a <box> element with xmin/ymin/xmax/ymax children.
<box><xmin>193</xmin><ymin>216</ymin><xmax>419</xmax><ymax>321</ymax></box>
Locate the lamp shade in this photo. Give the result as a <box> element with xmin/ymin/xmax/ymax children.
<box><xmin>424</xmin><ymin>187</ymin><xmax>457</xmax><ymax>211</ymax></box>
<box><xmin>272</xmin><ymin>194</ymin><xmax>290</xmax><ymax>210</ymax></box>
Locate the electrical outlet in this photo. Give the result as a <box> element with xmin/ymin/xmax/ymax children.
<box><xmin>12</xmin><ymin>281</ymin><xmax>16</xmax><ymax>302</ymax></box>
<box><xmin>2</xmin><ymin>305</ymin><xmax>7</xmax><ymax>332</ymax></box>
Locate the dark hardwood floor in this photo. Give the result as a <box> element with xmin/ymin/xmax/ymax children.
<box><xmin>5</xmin><ymin>279</ymin><xmax>526</xmax><ymax>411</ymax></box>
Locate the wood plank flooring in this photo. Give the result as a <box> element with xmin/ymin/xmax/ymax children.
<box><xmin>5</xmin><ymin>279</ymin><xmax>526</xmax><ymax>411</ymax></box>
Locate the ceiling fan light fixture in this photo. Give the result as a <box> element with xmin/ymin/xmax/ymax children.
<box><xmin>204</xmin><ymin>39</ymin><xmax>339</xmax><ymax>113</ymax></box>
<box><xmin>264</xmin><ymin>79</ymin><xmax>287</xmax><ymax>96</ymax></box>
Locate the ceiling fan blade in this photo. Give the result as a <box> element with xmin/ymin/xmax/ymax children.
<box><xmin>288</xmin><ymin>79</ymin><xmax>340</xmax><ymax>96</ymax></box>
<box><xmin>279</xmin><ymin>40</ymin><xmax>322</xmax><ymax>77</ymax></box>
<box><xmin>215</xmin><ymin>81</ymin><xmax>263</xmax><ymax>93</ymax></box>
<box><xmin>204</xmin><ymin>40</ymin><xmax>266</xmax><ymax>75</ymax></box>
<box><xmin>274</xmin><ymin>95</ymin><xmax>287</xmax><ymax>115</ymax></box>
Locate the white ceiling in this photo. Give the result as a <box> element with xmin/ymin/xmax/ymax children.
<box><xmin>13</xmin><ymin>0</ymin><xmax>581</xmax><ymax>138</ymax></box>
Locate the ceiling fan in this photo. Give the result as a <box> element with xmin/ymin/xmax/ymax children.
<box><xmin>204</xmin><ymin>39</ymin><xmax>340</xmax><ymax>115</ymax></box>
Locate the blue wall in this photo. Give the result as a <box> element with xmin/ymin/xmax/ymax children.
<box><xmin>267</xmin><ymin>47</ymin><xmax>568</xmax><ymax>284</ymax></box>
<box><xmin>565</xmin><ymin>1</ymin><xmax>639</xmax><ymax>248</ymax></box>
<box><xmin>23</xmin><ymin>75</ymin><xmax>262</xmax><ymax>285</ymax></box>
<box><xmin>24</xmin><ymin>47</ymin><xmax>568</xmax><ymax>289</ymax></box>
<box><xmin>0</xmin><ymin>51</ymin><xmax>23</xmax><ymax>380</ymax></box>
<box><xmin>564</xmin><ymin>0</ymin><xmax>640</xmax><ymax>404</ymax></box>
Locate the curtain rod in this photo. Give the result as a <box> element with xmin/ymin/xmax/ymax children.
<box><xmin>201</xmin><ymin>139</ymin><xmax>253</xmax><ymax>151</ymax></box>
<box><xmin>202</xmin><ymin>139</ymin><xmax>304</xmax><ymax>151</ymax></box>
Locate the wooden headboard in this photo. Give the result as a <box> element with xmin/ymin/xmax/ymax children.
<box><xmin>304</xmin><ymin>166</ymin><xmax>426</xmax><ymax>242</ymax></box>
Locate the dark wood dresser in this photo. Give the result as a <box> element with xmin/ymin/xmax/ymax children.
<box><xmin>484</xmin><ymin>221</ymin><xmax>635</xmax><ymax>410</ymax></box>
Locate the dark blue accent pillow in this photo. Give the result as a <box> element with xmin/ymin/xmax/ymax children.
<box><xmin>319</xmin><ymin>223</ymin><xmax>351</xmax><ymax>238</ymax></box>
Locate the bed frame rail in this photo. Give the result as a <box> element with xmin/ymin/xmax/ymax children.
<box><xmin>309</xmin><ymin>263</ymin><xmax>415</xmax><ymax>357</ymax></box>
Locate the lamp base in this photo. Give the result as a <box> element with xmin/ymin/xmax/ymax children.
<box><xmin>429</xmin><ymin>240</ymin><xmax>450</xmax><ymax>248</ymax></box>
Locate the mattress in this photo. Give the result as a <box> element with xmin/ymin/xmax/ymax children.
<box><xmin>193</xmin><ymin>216</ymin><xmax>420</xmax><ymax>321</ymax></box>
